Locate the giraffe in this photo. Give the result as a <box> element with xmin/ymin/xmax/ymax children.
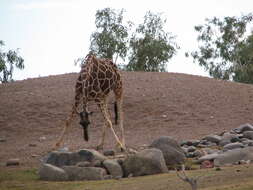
<box><xmin>54</xmin><ymin>54</ymin><xmax>125</xmax><ymax>151</ymax></box>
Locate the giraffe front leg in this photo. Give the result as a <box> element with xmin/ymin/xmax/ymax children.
<box><xmin>99</xmin><ymin>101</ymin><xmax>126</xmax><ymax>152</ymax></box>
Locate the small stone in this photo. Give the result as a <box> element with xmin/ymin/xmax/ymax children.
<box><xmin>104</xmin><ymin>175</ymin><xmax>113</xmax><ymax>180</ymax></box>
<box><xmin>6</xmin><ymin>159</ymin><xmax>20</xmax><ymax>166</ymax></box>
<box><xmin>0</xmin><ymin>138</ymin><xmax>6</xmax><ymax>142</ymax></box>
<box><xmin>103</xmin><ymin>150</ymin><xmax>115</xmax><ymax>156</ymax></box>
<box><xmin>31</xmin><ymin>154</ymin><xmax>39</xmax><ymax>158</ymax></box>
<box><xmin>39</xmin><ymin>136</ymin><xmax>46</xmax><ymax>141</ymax></box>
<box><xmin>29</xmin><ymin>143</ymin><xmax>37</xmax><ymax>147</ymax></box>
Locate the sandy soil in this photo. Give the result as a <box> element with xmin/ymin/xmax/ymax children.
<box><xmin>1</xmin><ymin>71</ymin><xmax>253</xmax><ymax>167</ymax></box>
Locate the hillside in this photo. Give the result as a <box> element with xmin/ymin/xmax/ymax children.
<box><xmin>1</xmin><ymin>71</ymin><xmax>253</xmax><ymax>167</ymax></box>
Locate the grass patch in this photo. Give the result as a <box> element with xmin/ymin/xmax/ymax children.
<box><xmin>1</xmin><ymin>164</ymin><xmax>253</xmax><ymax>190</ymax></box>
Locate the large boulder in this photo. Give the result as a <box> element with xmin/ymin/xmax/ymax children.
<box><xmin>243</xmin><ymin>131</ymin><xmax>253</xmax><ymax>140</ymax></box>
<box><xmin>219</xmin><ymin>132</ymin><xmax>238</xmax><ymax>146</ymax></box>
<box><xmin>45</xmin><ymin>149</ymin><xmax>106</xmax><ymax>167</ymax></box>
<box><xmin>103</xmin><ymin>159</ymin><xmax>123</xmax><ymax>179</ymax></box>
<box><xmin>214</xmin><ymin>147</ymin><xmax>253</xmax><ymax>166</ymax></box>
<box><xmin>122</xmin><ymin>148</ymin><xmax>168</xmax><ymax>177</ymax></box>
<box><xmin>223</xmin><ymin>142</ymin><xmax>244</xmax><ymax>151</ymax></box>
<box><xmin>149</xmin><ymin>136</ymin><xmax>185</xmax><ymax>166</ymax></box>
<box><xmin>233</xmin><ymin>123</ymin><xmax>253</xmax><ymax>134</ymax></box>
<box><xmin>38</xmin><ymin>164</ymin><xmax>68</xmax><ymax>181</ymax></box>
<box><xmin>62</xmin><ymin>166</ymin><xmax>106</xmax><ymax>181</ymax></box>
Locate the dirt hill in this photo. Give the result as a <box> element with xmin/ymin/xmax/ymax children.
<box><xmin>1</xmin><ymin>71</ymin><xmax>253</xmax><ymax>167</ymax></box>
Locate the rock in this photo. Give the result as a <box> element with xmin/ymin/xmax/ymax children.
<box><xmin>103</xmin><ymin>150</ymin><xmax>115</xmax><ymax>156</ymax></box>
<box><xmin>187</xmin><ymin>146</ymin><xmax>197</xmax><ymax>153</ymax></box>
<box><xmin>45</xmin><ymin>149</ymin><xmax>106</xmax><ymax>167</ymax></box>
<box><xmin>198</xmin><ymin>153</ymin><xmax>220</xmax><ymax>163</ymax></box>
<box><xmin>202</xmin><ymin>148</ymin><xmax>219</xmax><ymax>155</ymax></box>
<box><xmin>219</xmin><ymin>133</ymin><xmax>238</xmax><ymax>146</ymax></box>
<box><xmin>122</xmin><ymin>148</ymin><xmax>168</xmax><ymax>177</ymax></box>
<box><xmin>79</xmin><ymin>149</ymin><xmax>107</xmax><ymax>162</ymax></box>
<box><xmin>0</xmin><ymin>138</ymin><xmax>6</xmax><ymax>142</ymax></box>
<box><xmin>38</xmin><ymin>164</ymin><xmax>68</xmax><ymax>181</ymax></box>
<box><xmin>93</xmin><ymin>160</ymin><xmax>102</xmax><ymax>167</ymax></box>
<box><xmin>76</xmin><ymin>161</ymin><xmax>92</xmax><ymax>167</ymax></box>
<box><xmin>149</xmin><ymin>136</ymin><xmax>185</xmax><ymax>166</ymax></box>
<box><xmin>202</xmin><ymin>135</ymin><xmax>221</xmax><ymax>144</ymax></box>
<box><xmin>6</xmin><ymin>159</ymin><xmax>20</xmax><ymax>166</ymax></box>
<box><xmin>233</xmin><ymin>123</ymin><xmax>253</xmax><ymax>133</ymax></box>
<box><xmin>39</xmin><ymin>136</ymin><xmax>46</xmax><ymax>141</ymax></box>
<box><xmin>103</xmin><ymin>159</ymin><xmax>123</xmax><ymax>179</ymax></box>
<box><xmin>29</xmin><ymin>143</ymin><xmax>37</xmax><ymax>147</ymax></box>
<box><xmin>223</xmin><ymin>142</ymin><xmax>244</xmax><ymax>151</ymax></box>
<box><xmin>243</xmin><ymin>131</ymin><xmax>253</xmax><ymax>140</ymax></box>
<box><xmin>62</xmin><ymin>166</ymin><xmax>106</xmax><ymax>181</ymax></box>
<box><xmin>214</xmin><ymin>147</ymin><xmax>253</xmax><ymax>166</ymax></box>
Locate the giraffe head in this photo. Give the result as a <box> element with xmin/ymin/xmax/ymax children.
<box><xmin>79</xmin><ymin>111</ymin><xmax>93</xmax><ymax>141</ymax></box>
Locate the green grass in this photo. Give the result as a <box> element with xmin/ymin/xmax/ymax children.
<box><xmin>1</xmin><ymin>164</ymin><xmax>253</xmax><ymax>190</ymax></box>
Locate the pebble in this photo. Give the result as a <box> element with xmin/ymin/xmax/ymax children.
<box><xmin>0</xmin><ymin>138</ymin><xmax>6</xmax><ymax>142</ymax></box>
<box><xmin>6</xmin><ymin>159</ymin><xmax>20</xmax><ymax>166</ymax></box>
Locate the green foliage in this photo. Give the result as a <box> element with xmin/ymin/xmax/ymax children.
<box><xmin>90</xmin><ymin>8</ymin><xmax>130</xmax><ymax>63</ymax></box>
<box><xmin>189</xmin><ymin>13</ymin><xmax>253</xmax><ymax>83</ymax></box>
<box><xmin>0</xmin><ymin>40</ymin><xmax>24</xmax><ymax>83</ymax></box>
<box><xmin>126</xmin><ymin>11</ymin><xmax>178</xmax><ymax>72</ymax></box>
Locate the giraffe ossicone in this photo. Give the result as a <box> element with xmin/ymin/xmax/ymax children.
<box><xmin>54</xmin><ymin>53</ymin><xmax>125</xmax><ymax>151</ymax></box>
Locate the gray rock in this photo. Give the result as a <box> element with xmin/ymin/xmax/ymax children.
<box><xmin>38</xmin><ymin>164</ymin><xmax>68</xmax><ymax>181</ymax></box>
<box><xmin>0</xmin><ymin>138</ymin><xmax>6</xmax><ymax>142</ymax></box>
<box><xmin>103</xmin><ymin>150</ymin><xmax>115</xmax><ymax>156</ymax></box>
<box><xmin>79</xmin><ymin>149</ymin><xmax>107</xmax><ymax>162</ymax></box>
<box><xmin>233</xmin><ymin>123</ymin><xmax>253</xmax><ymax>134</ymax></box>
<box><xmin>103</xmin><ymin>159</ymin><xmax>123</xmax><ymax>179</ymax></box>
<box><xmin>181</xmin><ymin>140</ymin><xmax>199</xmax><ymax>146</ymax></box>
<box><xmin>214</xmin><ymin>147</ymin><xmax>253</xmax><ymax>166</ymax></box>
<box><xmin>223</xmin><ymin>142</ymin><xmax>244</xmax><ymax>151</ymax></box>
<box><xmin>243</xmin><ymin>131</ymin><xmax>253</xmax><ymax>140</ymax></box>
<box><xmin>198</xmin><ymin>153</ymin><xmax>220</xmax><ymax>163</ymax></box>
<box><xmin>62</xmin><ymin>166</ymin><xmax>106</xmax><ymax>181</ymax></box>
<box><xmin>149</xmin><ymin>136</ymin><xmax>185</xmax><ymax>166</ymax></box>
<box><xmin>45</xmin><ymin>149</ymin><xmax>106</xmax><ymax>167</ymax></box>
<box><xmin>202</xmin><ymin>148</ymin><xmax>219</xmax><ymax>155</ymax></box>
<box><xmin>219</xmin><ymin>133</ymin><xmax>238</xmax><ymax>146</ymax></box>
<box><xmin>202</xmin><ymin>135</ymin><xmax>221</xmax><ymax>144</ymax></box>
<box><xmin>122</xmin><ymin>148</ymin><xmax>168</xmax><ymax>177</ymax></box>
<box><xmin>6</xmin><ymin>159</ymin><xmax>20</xmax><ymax>166</ymax></box>
<box><xmin>187</xmin><ymin>146</ymin><xmax>197</xmax><ymax>153</ymax></box>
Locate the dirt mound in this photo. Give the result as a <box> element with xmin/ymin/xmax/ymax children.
<box><xmin>1</xmin><ymin>71</ymin><xmax>253</xmax><ymax>167</ymax></box>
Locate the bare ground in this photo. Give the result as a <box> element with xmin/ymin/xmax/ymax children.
<box><xmin>1</xmin><ymin>71</ymin><xmax>253</xmax><ymax>167</ymax></box>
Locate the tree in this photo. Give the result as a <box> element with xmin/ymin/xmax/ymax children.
<box><xmin>90</xmin><ymin>8</ymin><xmax>130</xmax><ymax>63</ymax></box>
<box><xmin>0</xmin><ymin>41</ymin><xmax>24</xmax><ymax>83</ymax></box>
<box><xmin>126</xmin><ymin>11</ymin><xmax>178</xmax><ymax>72</ymax></box>
<box><xmin>188</xmin><ymin>13</ymin><xmax>253</xmax><ymax>83</ymax></box>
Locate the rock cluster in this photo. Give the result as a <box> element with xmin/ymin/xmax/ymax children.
<box><xmin>182</xmin><ymin>123</ymin><xmax>253</xmax><ymax>167</ymax></box>
<box><xmin>37</xmin><ymin>123</ymin><xmax>253</xmax><ymax>181</ymax></box>
<box><xmin>38</xmin><ymin>136</ymin><xmax>184</xmax><ymax>181</ymax></box>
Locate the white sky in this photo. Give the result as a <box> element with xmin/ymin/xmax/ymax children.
<box><xmin>1</xmin><ymin>0</ymin><xmax>253</xmax><ymax>80</ymax></box>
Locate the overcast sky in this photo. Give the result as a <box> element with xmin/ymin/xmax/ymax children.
<box><xmin>1</xmin><ymin>0</ymin><xmax>252</xmax><ymax>80</ymax></box>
